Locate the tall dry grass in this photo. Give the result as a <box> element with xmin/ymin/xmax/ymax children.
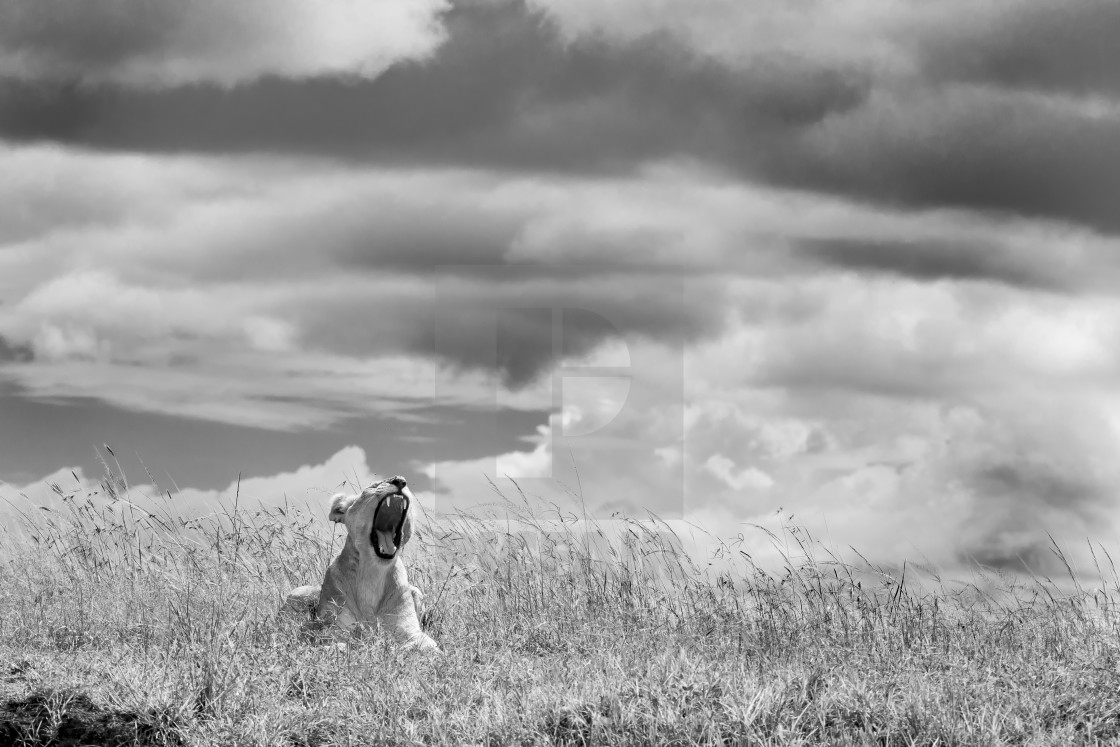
<box><xmin>2</xmin><ymin>459</ymin><xmax>1120</xmax><ymax>745</ymax></box>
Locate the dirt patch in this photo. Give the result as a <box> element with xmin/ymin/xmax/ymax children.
<box><xmin>0</xmin><ymin>688</ymin><xmax>182</xmax><ymax>747</ymax></box>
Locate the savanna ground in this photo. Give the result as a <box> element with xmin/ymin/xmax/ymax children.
<box><xmin>2</xmin><ymin>461</ymin><xmax>1120</xmax><ymax>746</ymax></box>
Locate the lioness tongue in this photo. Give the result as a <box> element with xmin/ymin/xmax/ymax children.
<box><xmin>376</xmin><ymin>529</ymin><xmax>399</xmax><ymax>557</ymax></box>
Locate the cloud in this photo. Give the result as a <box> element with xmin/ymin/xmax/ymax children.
<box><xmin>674</xmin><ymin>277</ymin><xmax>1120</xmax><ymax>573</ymax></box>
<box><xmin>5</xmin><ymin>140</ymin><xmax>1120</xmax><ymax>436</ymax></box>
<box><xmin>524</xmin><ymin>0</ymin><xmax>902</xmax><ymax>68</ymax></box>
<box><xmin>0</xmin><ymin>1</ymin><xmax>872</xmax><ymax>169</ymax></box>
<box><xmin>919</xmin><ymin>400</ymin><xmax>1120</xmax><ymax>574</ymax></box>
<box><xmin>8</xmin><ymin>269</ymin><xmax>291</xmax><ymax>359</ymax></box>
<box><xmin>0</xmin><ymin>0</ymin><xmax>449</xmax><ymax>87</ymax></box>
<box><xmin>794</xmin><ymin>238</ymin><xmax>1074</xmax><ymax>292</ymax></box>
<box><xmin>4</xmin><ymin>1</ymin><xmax>1119</xmax><ymax>236</ymax></box>
<box><xmin>678</xmin><ymin>394</ymin><xmax>1120</xmax><ymax>576</ymax></box>
<box><xmin>773</xmin><ymin>85</ymin><xmax>1120</xmax><ymax>235</ymax></box>
<box><xmin>0</xmin><ymin>334</ymin><xmax>32</xmax><ymax>363</ymax></box>
<box><xmin>703</xmin><ymin>454</ymin><xmax>775</xmax><ymax>493</ymax></box>
<box><xmin>163</xmin><ymin>445</ymin><xmax>382</xmax><ymax>517</ymax></box>
<box><xmin>747</xmin><ymin>276</ymin><xmax>1120</xmax><ymax>402</ymax></box>
<box><xmin>0</xmin><ymin>147</ymin><xmax>738</xmax><ymax>425</ymax></box>
<box><xmin>915</xmin><ymin>0</ymin><xmax>1120</xmax><ymax>98</ymax></box>
<box><xmin>532</xmin><ymin>0</ymin><xmax>1120</xmax><ymax>104</ymax></box>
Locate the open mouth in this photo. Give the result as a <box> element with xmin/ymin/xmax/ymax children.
<box><xmin>370</xmin><ymin>489</ymin><xmax>410</xmax><ymax>559</ymax></box>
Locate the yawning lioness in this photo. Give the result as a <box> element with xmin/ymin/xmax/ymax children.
<box><xmin>284</xmin><ymin>476</ymin><xmax>438</xmax><ymax>651</ymax></box>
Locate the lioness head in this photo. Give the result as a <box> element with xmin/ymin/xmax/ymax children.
<box><xmin>329</xmin><ymin>475</ymin><xmax>414</xmax><ymax>560</ymax></box>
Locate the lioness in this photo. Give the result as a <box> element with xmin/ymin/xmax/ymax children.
<box><xmin>284</xmin><ymin>476</ymin><xmax>438</xmax><ymax>651</ymax></box>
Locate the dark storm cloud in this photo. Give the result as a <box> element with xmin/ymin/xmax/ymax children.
<box><xmin>150</xmin><ymin>193</ymin><xmax>524</xmax><ymax>284</ymax></box>
<box><xmin>0</xmin><ymin>2</ymin><xmax>174</xmax><ymax>71</ymax></box>
<box><xmin>4</xmin><ymin>0</ymin><xmax>1120</xmax><ymax>234</ymax></box>
<box><xmin>795</xmin><ymin>238</ymin><xmax>1072</xmax><ymax>292</ymax></box>
<box><xmin>918</xmin><ymin>0</ymin><xmax>1120</xmax><ymax>97</ymax></box>
<box><xmin>328</xmin><ymin>207</ymin><xmax>520</xmax><ymax>273</ymax></box>
<box><xmin>955</xmin><ymin>459</ymin><xmax>1113</xmax><ymax>575</ymax></box>
<box><xmin>435</xmin><ymin>283</ymin><xmax>706</xmax><ymax>388</ymax></box>
<box><xmin>752</xmin><ymin>355</ymin><xmax>967</xmax><ymax>404</ymax></box>
<box><xmin>0</xmin><ymin>335</ymin><xmax>33</xmax><ymax>363</ymax></box>
<box><xmin>0</xmin><ymin>0</ymin><xmax>870</xmax><ymax>169</ymax></box>
<box><xmin>300</xmin><ymin>274</ymin><xmax>721</xmax><ymax>388</ymax></box>
<box><xmin>761</xmin><ymin>87</ymin><xmax>1120</xmax><ymax>235</ymax></box>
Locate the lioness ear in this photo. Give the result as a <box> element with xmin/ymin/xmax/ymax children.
<box><xmin>328</xmin><ymin>493</ymin><xmax>357</xmax><ymax>522</ymax></box>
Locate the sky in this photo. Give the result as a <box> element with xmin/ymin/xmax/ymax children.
<box><xmin>3</xmin><ymin>0</ymin><xmax>1120</xmax><ymax>575</ymax></box>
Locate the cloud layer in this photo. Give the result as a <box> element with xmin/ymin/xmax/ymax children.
<box><xmin>0</xmin><ymin>0</ymin><xmax>448</xmax><ymax>87</ymax></box>
<box><xmin>4</xmin><ymin>0</ymin><xmax>1120</xmax><ymax>233</ymax></box>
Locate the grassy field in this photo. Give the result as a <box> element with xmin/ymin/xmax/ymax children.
<box><xmin>2</xmin><ymin>466</ymin><xmax>1120</xmax><ymax>746</ymax></box>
